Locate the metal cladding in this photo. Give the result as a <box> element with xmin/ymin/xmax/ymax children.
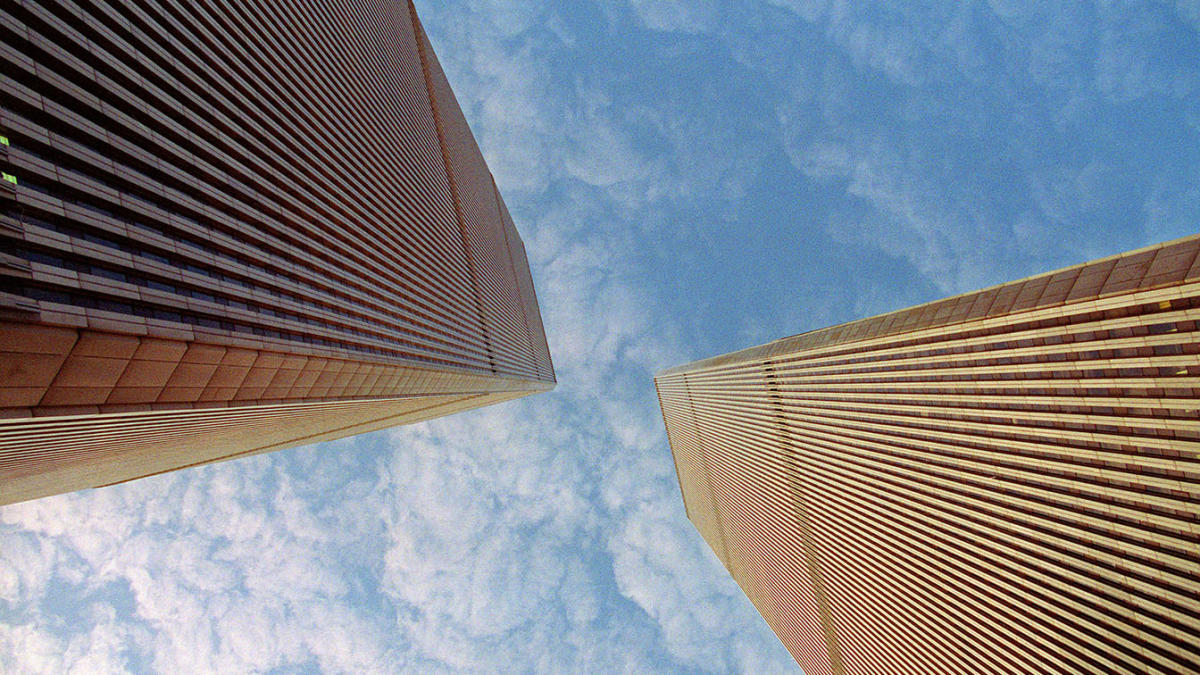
<box><xmin>656</xmin><ymin>236</ymin><xmax>1200</xmax><ymax>674</ymax></box>
<box><xmin>0</xmin><ymin>0</ymin><xmax>554</xmax><ymax>505</ymax></box>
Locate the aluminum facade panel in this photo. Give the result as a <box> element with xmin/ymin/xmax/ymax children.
<box><xmin>412</xmin><ymin>13</ymin><xmax>539</xmax><ymax>381</ymax></box>
<box><xmin>0</xmin><ymin>0</ymin><xmax>553</xmax><ymax>504</ymax></box>
<box><xmin>657</xmin><ymin>235</ymin><xmax>1200</xmax><ymax>674</ymax></box>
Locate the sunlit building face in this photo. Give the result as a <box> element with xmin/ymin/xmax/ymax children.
<box><xmin>657</xmin><ymin>237</ymin><xmax>1200</xmax><ymax>674</ymax></box>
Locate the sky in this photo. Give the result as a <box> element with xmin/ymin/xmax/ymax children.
<box><xmin>3</xmin><ymin>1</ymin><xmax>1200</xmax><ymax>673</ymax></box>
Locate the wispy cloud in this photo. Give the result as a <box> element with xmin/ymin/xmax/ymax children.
<box><xmin>5</xmin><ymin>1</ymin><xmax>1199</xmax><ymax>673</ymax></box>
<box><xmin>765</xmin><ymin>1</ymin><xmax>1200</xmax><ymax>294</ymax></box>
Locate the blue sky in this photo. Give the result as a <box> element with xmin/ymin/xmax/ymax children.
<box><xmin>3</xmin><ymin>1</ymin><xmax>1199</xmax><ymax>672</ymax></box>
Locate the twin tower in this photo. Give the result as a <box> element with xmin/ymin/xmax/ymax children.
<box><xmin>0</xmin><ymin>0</ymin><xmax>553</xmax><ymax>504</ymax></box>
<box><xmin>2</xmin><ymin>1</ymin><xmax>1197</xmax><ymax>672</ymax></box>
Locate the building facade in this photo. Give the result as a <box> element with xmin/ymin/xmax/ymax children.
<box><xmin>657</xmin><ymin>237</ymin><xmax>1200</xmax><ymax>674</ymax></box>
<box><xmin>0</xmin><ymin>0</ymin><xmax>553</xmax><ymax>505</ymax></box>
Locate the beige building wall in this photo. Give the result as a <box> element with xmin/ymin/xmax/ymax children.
<box><xmin>0</xmin><ymin>0</ymin><xmax>553</xmax><ymax>504</ymax></box>
<box><xmin>657</xmin><ymin>235</ymin><xmax>1200</xmax><ymax>674</ymax></box>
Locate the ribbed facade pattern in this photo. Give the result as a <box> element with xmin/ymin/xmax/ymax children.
<box><xmin>0</xmin><ymin>0</ymin><xmax>553</xmax><ymax>504</ymax></box>
<box><xmin>657</xmin><ymin>236</ymin><xmax>1200</xmax><ymax>674</ymax></box>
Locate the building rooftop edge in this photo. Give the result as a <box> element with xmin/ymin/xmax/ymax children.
<box><xmin>654</xmin><ymin>232</ymin><xmax>1200</xmax><ymax>378</ymax></box>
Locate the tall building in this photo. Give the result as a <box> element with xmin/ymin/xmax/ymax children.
<box><xmin>0</xmin><ymin>1</ymin><xmax>553</xmax><ymax>505</ymax></box>
<box><xmin>656</xmin><ymin>237</ymin><xmax>1200</xmax><ymax>674</ymax></box>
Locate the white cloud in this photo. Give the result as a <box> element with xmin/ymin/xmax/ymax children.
<box><xmin>766</xmin><ymin>0</ymin><xmax>1200</xmax><ymax>295</ymax></box>
<box><xmin>1</xmin><ymin>458</ymin><xmax>402</xmax><ymax>674</ymax></box>
<box><xmin>8</xmin><ymin>2</ymin><xmax>1196</xmax><ymax>674</ymax></box>
<box><xmin>629</xmin><ymin>0</ymin><xmax>720</xmax><ymax>34</ymax></box>
<box><xmin>769</xmin><ymin>0</ymin><xmax>831</xmax><ymax>24</ymax></box>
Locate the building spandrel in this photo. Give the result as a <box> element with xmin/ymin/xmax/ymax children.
<box><xmin>657</xmin><ymin>236</ymin><xmax>1200</xmax><ymax>674</ymax></box>
<box><xmin>0</xmin><ymin>0</ymin><xmax>553</xmax><ymax>505</ymax></box>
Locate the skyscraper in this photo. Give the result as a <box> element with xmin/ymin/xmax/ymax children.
<box><xmin>0</xmin><ymin>1</ymin><xmax>553</xmax><ymax>505</ymax></box>
<box><xmin>656</xmin><ymin>236</ymin><xmax>1200</xmax><ymax>674</ymax></box>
